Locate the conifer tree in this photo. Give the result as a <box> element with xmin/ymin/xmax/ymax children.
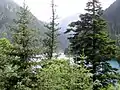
<box><xmin>43</xmin><ymin>0</ymin><xmax>60</xmax><ymax>59</ymax></box>
<box><xmin>65</xmin><ymin>0</ymin><xmax>118</xmax><ymax>89</ymax></box>
<box><xmin>8</xmin><ymin>0</ymin><xmax>39</xmax><ymax>89</ymax></box>
<box><xmin>12</xmin><ymin>1</ymin><xmax>39</xmax><ymax>62</ymax></box>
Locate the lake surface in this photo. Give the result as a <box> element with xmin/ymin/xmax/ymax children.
<box><xmin>109</xmin><ymin>59</ymin><xmax>120</xmax><ymax>71</ymax></box>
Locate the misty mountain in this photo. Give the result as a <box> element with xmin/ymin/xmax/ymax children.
<box><xmin>103</xmin><ymin>0</ymin><xmax>120</xmax><ymax>39</ymax></box>
<box><xmin>0</xmin><ymin>0</ymin><xmax>47</xmax><ymax>38</ymax></box>
<box><xmin>59</xmin><ymin>13</ymin><xmax>80</xmax><ymax>51</ymax></box>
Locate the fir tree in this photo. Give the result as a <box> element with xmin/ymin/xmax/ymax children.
<box><xmin>65</xmin><ymin>0</ymin><xmax>118</xmax><ymax>89</ymax></box>
<box><xmin>43</xmin><ymin>0</ymin><xmax>60</xmax><ymax>59</ymax></box>
<box><xmin>11</xmin><ymin>1</ymin><xmax>39</xmax><ymax>62</ymax></box>
<box><xmin>8</xmin><ymin>0</ymin><xmax>39</xmax><ymax>89</ymax></box>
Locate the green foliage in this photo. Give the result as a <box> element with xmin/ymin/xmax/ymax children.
<box><xmin>100</xmin><ymin>85</ymin><xmax>115</xmax><ymax>90</ymax></box>
<box><xmin>115</xmin><ymin>35</ymin><xmax>120</xmax><ymax>66</ymax></box>
<box><xmin>0</xmin><ymin>0</ymin><xmax>119</xmax><ymax>90</ymax></box>
<box><xmin>65</xmin><ymin>0</ymin><xmax>118</xmax><ymax>89</ymax></box>
<box><xmin>6</xmin><ymin>1</ymin><xmax>40</xmax><ymax>89</ymax></box>
<box><xmin>37</xmin><ymin>59</ymin><xmax>92</xmax><ymax>90</ymax></box>
<box><xmin>0</xmin><ymin>38</ymin><xmax>18</xmax><ymax>90</ymax></box>
<box><xmin>0</xmin><ymin>38</ymin><xmax>13</xmax><ymax>73</ymax></box>
<box><xmin>100</xmin><ymin>83</ymin><xmax>120</xmax><ymax>90</ymax></box>
<box><xmin>11</xmin><ymin>2</ymin><xmax>40</xmax><ymax>62</ymax></box>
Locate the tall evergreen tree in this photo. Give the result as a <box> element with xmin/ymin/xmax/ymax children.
<box><xmin>8</xmin><ymin>0</ymin><xmax>39</xmax><ymax>89</ymax></box>
<box><xmin>65</xmin><ymin>0</ymin><xmax>118</xmax><ymax>89</ymax></box>
<box><xmin>43</xmin><ymin>0</ymin><xmax>60</xmax><ymax>59</ymax></box>
<box><xmin>11</xmin><ymin>1</ymin><xmax>39</xmax><ymax>62</ymax></box>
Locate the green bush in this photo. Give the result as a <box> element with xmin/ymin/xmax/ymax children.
<box><xmin>37</xmin><ymin>59</ymin><xmax>93</xmax><ymax>90</ymax></box>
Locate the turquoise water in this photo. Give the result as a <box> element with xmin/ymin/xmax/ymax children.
<box><xmin>108</xmin><ymin>59</ymin><xmax>120</xmax><ymax>71</ymax></box>
<box><xmin>109</xmin><ymin>60</ymin><xmax>120</xmax><ymax>69</ymax></box>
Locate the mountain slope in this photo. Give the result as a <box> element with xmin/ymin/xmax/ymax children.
<box><xmin>59</xmin><ymin>14</ymin><xmax>80</xmax><ymax>51</ymax></box>
<box><xmin>0</xmin><ymin>0</ymin><xmax>47</xmax><ymax>38</ymax></box>
<box><xmin>103</xmin><ymin>0</ymin><xmax>120</xmax><ymax>39</ymax></box>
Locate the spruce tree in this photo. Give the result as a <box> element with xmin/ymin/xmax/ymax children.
<box><xmin>43</xmin><ymin>0</ymin><xmax>60</xmax><ymax>59</ymax></box>
<box><xmin>8</xmin><ymin>0</ymin><xmax>39</xmax><ymax>89</ymax></box>
<box><xmin>65</xmin><ymin>0</ymin><xmax>118</xmax><ymax>89</ymax></box>
<box><xmin>11</xmin><ymin>1</ymin><xmax>38</xmax><ymax>62</ymax></box>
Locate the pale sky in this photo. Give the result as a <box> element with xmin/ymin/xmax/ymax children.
<box><xmin>13</xmin><ymin>0</ymin><xmax>115</xmax><ymax>22</ymax></box>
